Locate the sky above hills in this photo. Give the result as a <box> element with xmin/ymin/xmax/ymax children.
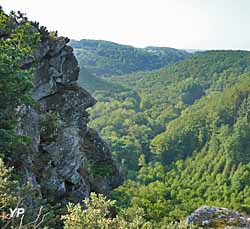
<box><xmin>1</xmin><ymin>0</ymin><xmax>250</xmax><ymax>50</ymax></box>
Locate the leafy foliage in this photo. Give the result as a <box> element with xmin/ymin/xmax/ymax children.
<box><xmin>62</xmin><ymin>192</ymin><xmax>194</xmax><ymax>228</ymax></box>
<box><xmin>0</xmin><ymin>158</ymin><xmax>18</xmax><ymax>208</ymax></box>
<box><xmin>0</xmin><ymin>8</ymin><xmax>40</xmax><ymax>158</ymax></box>
<box><xmin>62</xmin><ymin>192</ymin><xmax>153</xmax><ymax>229</ymax></box>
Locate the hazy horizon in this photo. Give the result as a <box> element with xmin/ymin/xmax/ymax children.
<box><xmin>1</xmin><ymin>0</ymin><xmax>250</xmax><ymax>51</ymax></box>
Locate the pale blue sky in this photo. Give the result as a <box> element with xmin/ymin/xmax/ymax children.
<box><xmin>1</xmin><ymin>0</ymin><xmax>250</xmax><ymax>50</ymax></box>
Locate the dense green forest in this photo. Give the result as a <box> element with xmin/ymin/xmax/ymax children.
<box><xmin>76</xmin><ymin>50</ymin><xmax>250</xmax><ymax>226</ymax></box>
<box><xmin>70</xmin><ymin>39</ymin><xmax>191</xmax><ymax>77</ymax></box>
<box><xmin>113</xmin><ymin>77</ymin><xmax>250</xmax><ymax>225</ymax></box>
<box><xmin>83</xmin><ymin>51</ymin><xmax>250</xmax><ymax>171</ymax></box>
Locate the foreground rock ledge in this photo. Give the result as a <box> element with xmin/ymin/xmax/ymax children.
<box><xmin>186</xmin><ymin>206</ymin><xmax>250</xmax><ymax>228</ymax></box>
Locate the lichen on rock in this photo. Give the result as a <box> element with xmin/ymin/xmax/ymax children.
<box><xmin>186</xmin><ymin>206</ymin><xmax>250</xmax><ymax>228</ymax></box>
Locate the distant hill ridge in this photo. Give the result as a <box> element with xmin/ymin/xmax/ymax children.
<box><xmin>70</xmin><ymin>39</ymin><xmax>191</xmax><ymax>77</ymax></box>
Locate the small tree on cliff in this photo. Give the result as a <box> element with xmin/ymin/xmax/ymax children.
<box><xmin>0</xmin><ymin>7</ymin><xmax>40</xmax><ymax>159</ymax></box>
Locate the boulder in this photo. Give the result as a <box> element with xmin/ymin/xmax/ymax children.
<box><xmin>186</xmin><ymin>206</ymin><xmax>250</xmax><ymax>228</ymax></box>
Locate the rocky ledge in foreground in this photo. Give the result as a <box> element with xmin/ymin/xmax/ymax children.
<box><xmin>186</xmin><ymin>206</ymin><xmax>250</xmax><ymax>228</ymax></box>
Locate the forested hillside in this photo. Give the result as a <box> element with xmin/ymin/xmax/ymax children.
<box><xmin>70</xmin><ymin>39</ymin><xmax>191</xmax><ymax>77</ymax></box>
<box><xmin>75</xmin><ymin>50</ymin><xmax>250</xmax><ymax>226</ymax></box>
<box><xmin>83</xmin><ymin>51</ymin><xmax>250</xmax><ymax>171</ymax></box>
<box><xmin>113</xmin><ymin>76</ymin><xmax>250</xmax><ymax>225</ymax></box>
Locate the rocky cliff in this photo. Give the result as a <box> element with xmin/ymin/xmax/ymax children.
<box><xmin>16</xmin><ymin>28</ymin><xmax>122</xmax><ymax>204</ymax></box>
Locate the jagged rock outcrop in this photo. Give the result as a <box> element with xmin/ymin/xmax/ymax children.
<box><xmin>186</xmin><ymin>206</ymin><xmax>250</xmax><ymax>228</ymax></box>
<box><xmin>17</xmin><ymin>31</ymin><xmax>122</xmax><ymax>204</ymax></box>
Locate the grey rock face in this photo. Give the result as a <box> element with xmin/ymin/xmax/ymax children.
<box><xmin>18</xmin><ymin>34</ymin><xmax>122</xmax><ymax>204</ymax></box>
<box><xmin>186</xmin><ymin>206</ymin><xmax>250</xmax><ymax>228</ymax></box>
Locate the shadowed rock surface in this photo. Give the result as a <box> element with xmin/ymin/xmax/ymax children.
<box><xmin>17</xmin><ymin>30</ymin><xmax>123</xmax><ymax>204</ymax></box>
